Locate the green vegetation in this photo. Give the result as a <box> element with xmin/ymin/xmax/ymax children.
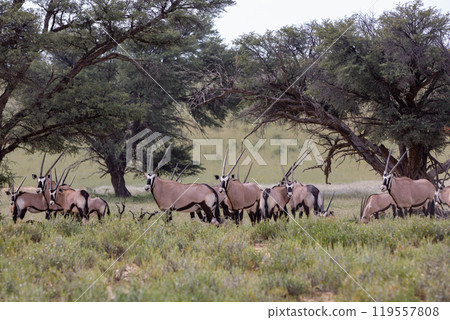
<box><xmin>0</xmin><ymin>195</ymin><xmax>448</xmax><ymax>302</ymax></box>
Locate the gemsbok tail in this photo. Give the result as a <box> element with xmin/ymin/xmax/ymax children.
<box><xmin>12</xmin><ymin>203</ymin><xmax>19</xmax><ymax>223</ymax></box>
<box><xmin>80</xmin><ymin>190</ymin><xmax>90</xmax><ymax>219</ymax></box>
<box><xmin>262</xmin><ymin>188</ymin><xmax>271</xmax><ymax>219</ymax></box>
<box><xmin>204</xmin><ymin>184</ymin><xmax>221</xmax><ymax>223</ymax></box>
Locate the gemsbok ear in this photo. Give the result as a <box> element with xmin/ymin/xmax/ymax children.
<box><xmin>214</xmin><ymin>175</ymin><xmax>220</xmax><ymax>180</ymax></box>
<box><xmin>5</xmin><ymin>190</ymin><xmax>11</xmax><ymax>195</ymax></box>
<box><xmin>32</xmin><ymin>174</ymin><xmax>37</xmax><ymax>179</ymax></box>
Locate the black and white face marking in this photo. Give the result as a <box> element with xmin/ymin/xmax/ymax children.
<box><xmin>10</xmin><ymin>192</ymin><xmax>18</xmax><ymax>205</ymax></box>
<box><xmin>380</xmin><ymin>173</ymin><xmax>391</xmax><ymax>192</ymax></box>
<box><xmin>145</xmin><ymin>173</ymin><xmax>156</xmax><ymax>191</ymax></box>
<box><xmin>33</xmin><ymin>174</ymin><xmax>49</xmax><ymax>194</ymax></box>
<box><xmin>49</xmin><ymin>188</ymin><xmax>58</xmax><ymax>205</ymax></box>
<box><xmin>285</xmin><ymin>181</ymin><xmax>294</xmax><ymax>198</ymax></box>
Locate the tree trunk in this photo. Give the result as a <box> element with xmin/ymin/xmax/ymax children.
<box><xmin>110</xmin><ymin>169</ymin><xmax>131</xmax><ymax>197</ymax></box>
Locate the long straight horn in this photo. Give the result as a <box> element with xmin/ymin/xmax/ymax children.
<box><xmin>40</xmin><ymin>152</ymin><xmax>47</xmax><ymax>176</ymax></box>
<box><xmin>325</xmin><ymin>191</ymin><xmax>335</xmax><ymax>212</ymax></box>
<box><xmin>442</xmin><ymin>164</ymin><xmax>450</xmax><ymax>187</ymax></box>
<box><xmin>16</xmin><ymin>176</ymin><xmax>26</xmax><ymax>192</ymax></box>
<box><xmin>170</xmin><ymin>163</ymin><xmax>179</xmax><ymax>180</ymax></box>
<box><xmin>389</xmin><ymin>149</ymin><xmax>408</xmax><ymax>174</ymax></box>
<box><xmin>156</xmin><ymin>144</ymin><xmax>172</xmax><ymax>172</ymax></box>
<box><xmin>54</xmin><ymin>169</ymin><xmax>58</xmax><ymax>184</ymax></box>
<box><xmin>243</xmin><ymin>162</ymin><xmax>253</xmax><ymax>183</ymax></box>
<box><xmin>227</xmin><ymin>148</ymin><xmax>245</xmax><ymax>176</ymax></box>
<box><xmin>62</xmin><ymin>168</ymin><xmax>71</xmax><ymax>185</ymax></box>
<box><xmin>11</xmin><ymin>178</ymin><xmax>14</xmax><ymax>194</ymax></box>
<box><xmin>55</xmin><ymin>168</ymin><xmax>66</xmax><ymax>189</ymax></box>
<box><xmin>236</xmin><ymin>166</ymin><xmax>240</xmax><ymax>181</ymax></box>
<box><xmin>321</xmin><ymin>192</ymin><xmax>325</xmax><ymax>212</ymax></box>
<box><xmin>49</xmin><ymin>171</ymin><xmax>53</xmax><ymax>191</ymax></box>
<box><xmin>280</xmin><ymin>164</ymin><xmax>287</xmax><ymax>183</ymax></box>
<box><xmin>44</xmin><ymin>149</ymin><xmax>67</xmax><ymax>177</ymax></box>
<box><xmin>69</xmin><ymin>175</ymin><xmax>76</xmax><ymax>187</ymax></box>
<box><xmin>384</xmin><ymin>148</ymin><xmax>392</xmax><ymax>174</ymax></box>
<box><xmin>222</xmin><ymin>149</ymin><xmax>228</xmax><ymax>176</ymax></box>
<box><xmin>289</xmin><ymin>148</ymin><xmax>314</xmax><ymax>177</ymax></box>
<box><xmin>176</xmin><ymin>162</ymin><xmax>191</xmax><ymax>182</ymax></box>
<box><xmin>359</xmin><ymin>196</ymin><xmax>365</xmax><ymax>218</ymax></box>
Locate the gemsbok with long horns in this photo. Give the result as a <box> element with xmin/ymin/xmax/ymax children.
<box><xmin>260</xmin><ymin>166</ymin><xmax>294</xmax><ymax>221</ymax></box>
<box><xmin>214</xmin><ymin>149</ymin><xmax>261</xmax><ymax>225</ymax></box>
<box><xmin>49</xmin><ymin>170</ymin><xmax>90</xmax><ymax>220</ymax></box>
<box><xmin>360</xmin><ymin>193</ymin><xmax>399</xmax><ymax>223</ymax></box>
<box><xmin>380</xmin><ymin>149</ymin><xmax>435</xmax><ymax>217</ymax></box>
<box><xmin>319</xmin><ymin>192</ymin><xmax>335</xmax><ymax>217</ymax></box>
<box><xmin>145</xmin><ymin>146</ymin><xmax>221</xmax><ymax>224</ymax></box>
<box><xmin>9</xmin><ymin>177</ymin><xmax>54</xmax><ymax>223</ymax></box>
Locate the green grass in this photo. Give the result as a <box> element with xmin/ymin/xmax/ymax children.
<box><xmin>0</xmin><ymin>195</ymin><xmax>448</xmax><ymax>302</ymax></box>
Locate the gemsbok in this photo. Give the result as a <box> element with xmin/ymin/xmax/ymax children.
<box><xmin>9</xmin><ymin>177</ymin><xmax>53</xmax><ymax>223</ymax></box>
<box><xmin>214</xmin><ymin>149</ymin><xmax>261</xmax><ymax>225</ymax></box>
<box><xmin>49</xmin><ymin>170</ymin><xmax>90</xmax><ymax>220</ymax></box>
<box><xmin>319</xmin><ymin>192</ymin><xmax>335</xmax><ymax>217</ymax></box>
<box><xmin>260</xmin><ymin>166</ymin><xmax>294</xmax><ymax>221</ymax></box>
<box><xmin>435</xmin><ymin>165</ymin><xmax>450</xmax><ymax>207</ymax></box>
<box><xmin>380</xmin><ymin>149</ymin><xmax>435</xmax><ymax>217</ymax></box>
<box><xmin>360</xmin><ymin>193</ymin><xmax>399</xmax><ymax>223</ymax></box>
<box><xmin>144</xmin><ymin>147</ymin><xmax>221</xmax><ymax>224</ymax></box>
<box><xmin>88</xmin><ymin>197</ymin><xmax>110</xmax><ymax>220</ymax></box>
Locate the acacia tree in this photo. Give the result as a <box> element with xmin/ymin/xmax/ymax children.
<box><xmin>195</xmin><ymin>0</ymin><xmax>450</xmax><ymax>181</ymax></box>
<box><xmin>58</xmin><ymin>14</ymin><xmax>235</xmax><ymax>196</ymax></box>
<box><xmin>0</xmin><ymin>0</ymin><xmax>234</xmax><ymax>169</ymax></box>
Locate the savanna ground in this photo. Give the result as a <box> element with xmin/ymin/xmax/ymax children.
<box><xmin>0</xmin><ymin>122</ymin><xmax>449</xmax><ymax>301</ymax></box>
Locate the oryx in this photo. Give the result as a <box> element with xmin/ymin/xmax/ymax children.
<box><xmin>144</xmin><ymin>147</ymin><xmax>221</xmax><ymax>224</ymax></box>
<box><xmin>319</xmin><ymin>192</ymin><xmax>335</xmax><ymax>217</ymax></box>
<box><xmin>88</xmin><ymin>197</ymin><xmax>110</xmax><ymax>220</ymax></box>
<box><xmin>214</xmin><ymin>149</ymin><xmax>261</xmax><ymax>225</ymax></box>
<box><xmin>9</xmin><ymin>177</ymin><xmax>55</xmax><ymax>222</ymax></box>
<box><xmin>260</xmin><ymin>166</ymin><xmax>294</xmax><ymax>221</ymax></box>
<box><xmin>360</xmin><ymin>193</ymin><xmax>399</xmax><ymax>223</ymax></box>
<box><xmin>380</xmin><ymin>149</ymin><xmax>435</xmax><ymax>217</ymax></box>
<box><xmin>48</xmin><ymin>170</ymin><xmax>90</xmax><ymax>220</ymax></box>
<box><xmin>435</xmin><ymin>165</ymin><xmax>450</xmax><ymax>207</ymax></box>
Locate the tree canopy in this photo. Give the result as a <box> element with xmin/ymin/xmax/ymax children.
<box><xmin>196</xmin><ymin>0</ymin><xmax>450</xmax><ymax>181</ymax></box>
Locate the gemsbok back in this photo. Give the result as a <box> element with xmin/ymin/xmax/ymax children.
<box><xmin>380</xmin><ymin>150</ymin><xmax>435</xmax><ymax>217</ymax></box>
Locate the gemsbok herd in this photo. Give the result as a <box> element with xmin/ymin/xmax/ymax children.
<box><xmin>5</xmin><ymin>147</ymin><xmax>449</xmax><ymax>225</ymax></box>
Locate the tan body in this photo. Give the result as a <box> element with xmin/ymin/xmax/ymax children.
<box><xmin>11</xmin><ymin>192</ymin><xmax>49</xmax><ymax>222</ymax></box>
<box><xmin>88</xmin><ymin>197</ymin><xmax>110</xmax><ymax>219</ymax></box>
<box><xmin>224</xmin><ymin>180</ymin><xmax>261</xmax><ymax>224</ymax></box>
<box><xmin>437</xmin><ymin>186</ymin><xmax>450</xmax><ymax>206</ymax></box>
<box><xmin>361</xmin><ymin>193</ymin><xmax>397</xmax><ymax>223</ymax></box>
<box><xmin>148</xmin><ymin>177</ymin><xmax>220</xmax><ymax>223</ymax></box>
<box><xmin>289</xmin><ymin>182</ymin><xmax>322</xmax><ymax>218</ymax></box>
<box><xmin>51</xmin><ymin>187</ymin><xmax>90</xmax><ymax>218</ymax></box>
<box><xmin>385</xmin><ymin>176</ymin><xmax>435</xmax><ymax>215</ymax></box>
<box><xmin>260</xmin><ymin>186</ymin><xmax>289</xmax><ymax>220</ymax></box>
